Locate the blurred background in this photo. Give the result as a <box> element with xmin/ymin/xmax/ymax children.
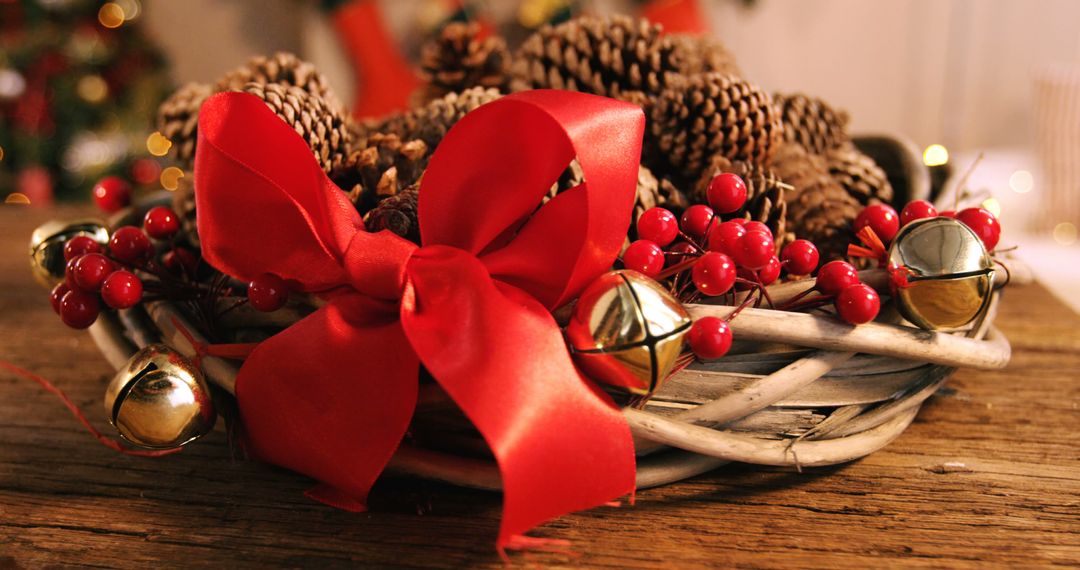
<box><xmin>2</xmin><ymin>0</ymin><xmax>1078</xmax><ymax>306</ymax></box>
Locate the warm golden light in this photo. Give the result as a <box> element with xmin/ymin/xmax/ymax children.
<box><xmin>146</xmin><ymin>132</ymin><xmax>172</xmax><ymax>157</ymax></box>
<box><xmin>981</xmin><ymin>197</ymin><xmax>1001</xmax><ymax>219</ymax></box>
<box><xmin>76</xmin><ymin>75</ymin><xmax>109</xmax><ymax>103</ymax></box>
<box><xmin>923</xmin><ymin>144</ymin><xmax>949</xmax><ymax>167</ymax></box>
<box><xmin>160</xmin><ymin>166</ymin><xmax>184</xmax><ymax>191</ymax></box>
<box><xmin>5</xmin><ymin>193</ymin><xmax>31</xmax><ymax>205</ymax></box>
<box><xmin>1052</xmin><ymin>222</ymin><xmax>1077</xmax><ymax>246</ymax></box>
<box><xmin>0</xmin><ymin>145</ymin><xmax>4</xmax><ymax>162</ymax></box>
<box><xmin>115</xmin><ymin>0</ymin><xmax>141</xmax><ymax>21</ymax></box>
<box><xmin>98</xmin><ymin>3</ymin><xmax>125</xmax><ymax>28</ymax></box>
<box><xmin>1008</xmin><ymin>170</ymin><xmax>1033</xmax><ymax>194</ymax></box>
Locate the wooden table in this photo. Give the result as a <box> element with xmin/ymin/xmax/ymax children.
<box><xmin>1</xmin><ymin>205</ymin><xmax>1078</xmax><ymax>568</ymax></box>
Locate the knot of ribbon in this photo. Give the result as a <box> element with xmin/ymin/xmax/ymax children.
<box><xmin>847</xmin><ymin>226</ymin><xmax>913</xmax><ymax>291</ymax></box>
<box><xmin>193</xmin><ymin>90</ymin><xmax>644</xmax><ymax>546</ymax></box>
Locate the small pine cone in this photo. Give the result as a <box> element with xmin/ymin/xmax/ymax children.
<box><xmin>669</xmin><ymin>34</ymin><xmax>741</xmax><ymax>78</ymax></box>
<box><xmin>773</xmin><ymin>93</ymin><xmax>849</xmax><ymax>156</ymax></box>
<box><xmin>416</xmin><ymin>22</ymin><xmax>509</xmax><ymax>105</ymax></box>
<box><xmin>333</xmin><ymin>132</ymin><xmax>430</xmax><ymax>213</ymax></box>
<box><xmin>651</xmin><ymin>72</ymin><xmax>783</xmax><ymax>180</ymax></box>
<box><xmin>171</xmin><ymin>175</ymin><xmax>199</xmax><ymax>248</ymax></box>
<box><xmin>156</xmin><ymin>82</ymin><xmax>214</xmax><ymax>169</ymax></box>
<box><xmin>377</xmin><ymin>87</ymin><xmax>502</xmax><ymax>150</ymax></box>
<box><xmin>364</xmin><ymin>184</ymin><xmax>420</xmax><ymax>244</ymax></box>
<box><xmin>825</xmin><ymin>144</ymin><xmax>893</xmax><ymax>206</ymax></box>
<box><xmin>510</xmin><ymin>15</ymin><xmax>683</xmax><ymax>109</ymax></box>
<box><xmin>243</xmin><ymin>82</ymin><xmax>352</xmax><ymax>174</ymax></box>
<box><xmin>694</xmin><ymin>155</ymin><xmax>789</xmax><ymax>251</ymax></box>
<box><xmin>217</xmin><ymin>52</ymin><xmax>342</xmax><ymax>111</ymax></box>
<box><xmin>772</xmin><ymin>144</ymin><xmax>859</xmax><ymax>260</ymax></box>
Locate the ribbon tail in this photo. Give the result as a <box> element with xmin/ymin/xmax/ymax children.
<box><xmin>401</xmin><ymin>247</ymin><xmax>636</xmax><ymax>547</ymax></box>
<box><xmin>236</xmin><ymin>294</ymin><xmax>419</xmax><ymax>508</ymax></box>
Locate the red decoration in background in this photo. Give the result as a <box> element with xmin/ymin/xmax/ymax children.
<box><xmin>193</xmin><ymin>90</ymin><xmax>644</xmax><ymax>548</ymax></box>
<box><xmin>331</xmin><ymin>0</ymin><xmax>419</xmax><ymax>118</ymax></box>
<box><xmin>16</xmin><ymin>167</ymin><xmax>54</xmax><ymax>207</ymax></box>
<box><xmin>641</xmin><ymin>0</ymin><xmax>707</xmax><ymax>35</ymax></box>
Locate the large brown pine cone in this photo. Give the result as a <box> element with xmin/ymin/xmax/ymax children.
<box><xmin>375</xmin><ymin>86</ymin><xmax>502</xmax><ymax>150</ymax></box>
<box><xmin>669</xmin><ymin>34</ymin><xmax>741</xmax><ymax>78</ymax></box>
<box><xmin>509</xmin><ymin>15</ymin><xmax>683</xmax><ymax>109</ymax></box>
<box><xmin>156</xmin><ymin>82</ymin><xmax>214</xmax><ymax>169</ymax></box>
<box><xmin>651</xmin><ymin>72</ymin><xmax>783</xmax><ymax>181</ymax></box>
<box><xmin>332</xmin><ymin>132</ymin><xmax>430</xmax><ymax>214</ymax></box>
<box><xmin>773</xmin><ymin>93</ymin><xmax>849</xmax><ymax>156</ymax></box>
<box><xmin>825</xmin><ymin>143</ymin><xmax>894</xmax><ymax>206</ymax></box>
<box><xmin>216</xmin><ymin>52</ymin><xmax>342</xmax><ymax>111</ymax></box>
<box><xmin>364</xmin><ymin>184</ymin><xmax>421</xmax><ymax>244</ymax></box>
<box><xmin>694</xmin><ymin>155</ymin><xmax>789</xmax><ymax>251</ymax></box>
<box><xmin>416</xmin><ymin>22</ymin><xmax>509</xmax><ymax>105</ymax></box>
<box><xmin>243</xmin><ymin>82</ymin><xmax>352</xmax><ymax>174</ymax></box>
<box><xmin>771</xmin><ymin>144</ymin><xmax>859</xmax><ymax>260</ymax></box>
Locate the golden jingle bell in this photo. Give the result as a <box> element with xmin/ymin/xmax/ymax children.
<box><xmin>888</xmin><ymin>217</ymin><xmax>995</xmax><ymax>330</ymax></box>
<box><xmin>567</xmin><ymin>270</ymin><xmax>692</xmax><ymax>395</ymax></box>
<box><xmin>104</xmin><ymin>344</ymin><xmax>217</xmax><ymax>449</ymax></box>
<box><xmin>29</xmin><ymin>219</ymin><xmax>109</xmax><ymax>287</ymax></box>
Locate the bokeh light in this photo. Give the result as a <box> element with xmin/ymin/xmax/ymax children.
<box><xmin>1052</xmin><ymin>222</ymin><xmax>1077</xmax><ymax>246</ymax></box>
<box><xmin>146</xmin><ymin>132</ymin><xmax>172</xmax><ymax>157</ymax></box>
<box><xmin>160</xmin><ymin>166</ymin><xmax>184</xmax><ymax>191</ymax></box>
<box><xmin>0</xmin><ymin>145</ymin><xmax>5</xmax><ymax>162</ymax></box>
<box><xmin>98</xmin><ymin>2</ymin><xmax>125</xmax><ymax>28</ymax></box>
<box><xmin>1009</xmin><ymin>170</ymin><xmax>1034</xmax><ymax>194</ymax></box>
<box><xmin>115</xmin><ymin>0</ymin><xmax>141</xmax><ymax>21</ymax></box>
<box><xmin>76</xmin><ymin>75</ymin><xmax>109</xmax><ymax>103</ymax></box>
<box><xmin>981</xmin><ymin>197</ymin><xmax>1001</xmax><ymax>219</ymax></box>
<box><xmin>4</xmin><ymin>193</ymin><xmax>31</xmax><ymax>205</ymax></box>
<box><xmin>923</xmin><ymin>144</ymin><xmax>949</xmax><ymax>167</ymax></box>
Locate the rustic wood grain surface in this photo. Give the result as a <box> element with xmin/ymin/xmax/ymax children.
<box><xmin>1</xmin><ymin>205</ymin><xmax>1078</xmax><ymax>569</ymax></box>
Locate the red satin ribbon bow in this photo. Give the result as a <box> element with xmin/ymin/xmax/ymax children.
<box><xmin>194</xmin><ymin>90</ymin><xmax>644</xmax><ymax>546</ymax></box>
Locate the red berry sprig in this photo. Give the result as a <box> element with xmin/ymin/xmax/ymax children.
<box><xmin>636</xmin><ymin>207</ymin><xmax>679</xmax><ymax>246</ymax></box>
<box><xmin>92</xmin><ymin>176</ymin><xmax>132</xmax><ymax>213</ymax></box>
<box><xmin>248</xmin><ymin>273</ymin><xmax>289</xmax><ymax>312</ymax></box>
<box><xmin>687</xmin><ymin>316</ymin><xmax>732</xmax><ymax>359</ymax></box>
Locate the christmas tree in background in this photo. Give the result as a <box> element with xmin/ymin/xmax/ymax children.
<box><xmin>0</xmin><ymin>0</ymin><xmax>169</xmax><ymax>205</ymax></box>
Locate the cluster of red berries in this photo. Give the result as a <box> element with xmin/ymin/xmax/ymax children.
<box><xmin>854</xmin><ymin>199</ymin><xmax>1001</xmax><ymax>251</ymax></box>
<box><xmin>624</xmin><ymin>173</ymin><xmax>824</xmax><ymax>361</ymax></box>
<box><xmin>48</xmin><ymin>206</ymin><xmax>185</xmax><ymax>329</ymax></box>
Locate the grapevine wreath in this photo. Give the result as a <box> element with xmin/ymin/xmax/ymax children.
<box><xmin>27</xmin><ymin>15</ymin><xmax>1012</xmax><ymax>552</ymax></box>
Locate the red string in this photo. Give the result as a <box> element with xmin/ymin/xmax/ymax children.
<box><xmin>0</xmin><ymin>360</ymin><xmax>181</xmax><ymax>458</ymax></box>
<box><xmin>847</xmin><ymin>226</ymin><xmax>889</xmax><ymax>265</ymax></box>
<box><xmin>171</xmin><ymin>317</ymin><xmax>257</xmax><ymax>370</ymax></box>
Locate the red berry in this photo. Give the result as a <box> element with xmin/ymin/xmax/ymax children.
<box><xmin>956</xmin><ymin>207</ymin><xmax>1001</xmax><ymax>251</ymax></box>
<box><xmin>143</xmin><ymin>206</ymin><xmax>181</xmax><ymax>240</ymax></box>
<box><xmin>64</xmin><ymin>256</ymin><xmax>81</xmax><ymax>288</ymax></box>
<box><xmin>109</xmin><ymin>226</ymin><xmax>153</xmax><ymax>265</ymax></box>
<box><xmin>781</xmin><ymin>239</ymin><xmax>820</xmax><ymax>275</ymax></box>
<box><xmin>757</xmin><ymin>256</ymin><xmax>782</xmax><ymax>285</ymax></box>
<box><xmin>163</xmin><ymin>247</ymin><xmax>199</xmax><ymax>276</ymax></box>
<box><xmin>734</xmin><ymin>230</ymin><xmax>774</xmax><ymax>270</ymax></box>
<box><xmin>687</xmin><ymin>317</ymin><xmax>733</xmax><ymax>360</ymax></box>
<box><xmin>729</xmin><ymin>218</ymin><xmax>748</xmax><ymax>226</ymax></box>
<box><xmin>92</xmin><ymin>176</ymin><xmax>132</xmax><ymax>213</ymax></box>
<box><xmin>691</xmin><ymin>252</ymin><xmax>736</xmax><ymax>296</ymax></box>
<box><xmin>816</xmin><ymin>260</ymin><xmax>860</xmax><ymax>296</ymax></box>
<box><xmin>130</xmin><ymin>157</ymin><xmax>161</xmax><ymax>185</ymax></box>
<box><xmin>665</xmin><ymin>241</ymin><xmax>697</xmax><ymax>266</ymax></box>
<box><xmin>623</xmin><ymin>240</ymin><xmax>665</xmax><ymax>277</ymax></box>
<box><xmin>939</xmin><ymin>210</ymin><xmax>956</xmax><ymax>218</ymax></box>
<box><xmin>636</xmin><ymin>207</ymin><xmax>679</xmax><ymax>246</ymax></box>
<box><xmin>835</xmin><ymin>283</ymin><xmax>880</xmax><ymax>325</ymax></box>
<box><xmin>854</xmin><ymin>203</ymin><xmax>900</xmax><ymax>243</ymax></box>
<box><xmin>63</xmin><ymin>235</ymin><xmax>101</xmax><ymax>261</ymax></box>
<box><xmin>49</xmin><ymin>282</ymin><xmax>70</xmax><ymax>315</ymax></box>
<box><xmin>101</xmin><ymin>270</ymin><xmax>143</xmax><ymax>310</ymax></box>
<box><xmin>72</xmin><ymin>253</ymin><xmax>114</xmax><ymax>292</ymax></box>
<box><xmin>744</xmin><ymin>221</ymin><xmax>773</xmax><ymax>241</ymax></box>
<box><xmin>706</xmin><ymin>173</ymin><xmax>748</xmax><ymax>214</ymax></box>
<box><xmin>707</xmin><ymin>220</ymin><xmax>746</xmax><ymax>256</ymax></box>
<box><xmin>680</xmin><ymin>205</ymin><xmax>718</xmax><ymax>240</ymax></box>
<box><xmin>248</xmin><ymin>273</ymin><xmax>289</xmax><ymax>312</ymax></box>
<box><xmin>59</xmin><ymin>289</ymin><xmax>100</xmax><ymax>329</ymax></box>
<box><xmin>900</xmin><ymin>200</ymin><xmax>938</xmax><ymax>226</ymax></box>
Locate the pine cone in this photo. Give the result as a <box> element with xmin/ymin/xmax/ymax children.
<box><xmin>364</xmin><ymin>184</ymin><xmax>421</xmax><ymax>244</ymax></box>
<box><xmin>217</xmin><ymin>52</ymin><xmax>342</xmax><ymax>111</ymax></box>
<box><xmin>156</xmin><ymin>82</ymin><xmax>213</xmax><ymax>169</ymax></box>
<box><xmin>694</xmin><ymin>155</ymin><xmax>789</xmax><ymax>250</ymax></box>
<box><xmin>651</xmin><ymin>73</ymin><xmax>783</xmax><ymax>181</ymax></box>
<box><xmin>171</xmin><ymin>175</ymin><xmax>199</xmax><ymax>247</ymax></box>
<box><xmin>416</xmin><ymin>22</ymin><xmax>509</xmax><ymax>105</ymax></box>
<box><xmin>332</xmin><ymin>132</ymin><xmax>430</xmax><ymax>214</ymax></box>
<box><xmin>826</xmin><ymin>144</ymin><xmax>893</xmax><ymax>206</ymax></box>
<box><xmin>771</xmin><ymin>144</ymin><xmax>859</xmax><ymax>260</ymax></box>
<box><xmin>773</xmin><ymin>93</ymin><xmax>849</xmax><ymax>156</ymax></box>
<box><xmin>669</xmin><ymin>34</ymin><xmax>741</xmax><ymax>78</ymax></box>
<box><xmin>510</xmin><ymin>15</ymin><xmax>683</xmax><ymax>109</ymax></box>
<box><xmin>376</xmin><ymin>86</ymin><xmax>502</xmax><ymax>150</ymax></box>
<box><xmin>243</xmin><ymin>82</ymin><xmax>352</xmax><ymax>174</ymax></box>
